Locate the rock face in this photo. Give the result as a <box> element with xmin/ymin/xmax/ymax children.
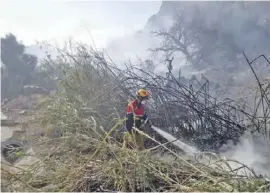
<box><xmin>144</xmin><ymin>1</ymin><xmax>194</xmax><ymax>30</ymax></box>
<box><xmin>144</xmin><ymin>1</ymin><xmax>270</xmax><ymax>99</ymax></box>
<box><xmin>105</xmin><ymin>1</ymin><xmax>270</xmax><ymax>103</ymax></box>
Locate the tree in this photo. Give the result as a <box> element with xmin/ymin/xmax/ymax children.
<box><xmin>151</xmin><ymin>13</ymin><xmax>203</xmax><ymax>69</ymax></box>
<box><xmin>150</xmin><ymin>2</ymin><xmax>270</xmax><ymax>101</ymax></box>
<box><xmin>1</xmin><ymin>33</ymin><xmax>38</xmax><ymax>99</ymax></box>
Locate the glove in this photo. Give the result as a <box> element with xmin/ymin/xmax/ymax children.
<box><xmin>146</xmin><ymin>119</ymin><xmax>152</xmax><ymax>127</ymax></box>
<box><xmin>140</xmin><ymin>120</ymin><xmax>152</xmax><ymax>130</ymax></box>
<box><xmin>139</xmin><ymin>123</ymin><xmax>146</xmax><ymax>130</ymax></box>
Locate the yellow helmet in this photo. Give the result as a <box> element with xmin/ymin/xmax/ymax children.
<box><xmin>137</xmin><ymin>89</ymin><xmax>150</xmax><ymax>99</ymax></box>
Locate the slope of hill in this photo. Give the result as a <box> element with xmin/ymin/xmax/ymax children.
<box><xmin>107</xmin><ymin>1</ymin><xmax>270</xmax><ymax>101</ymax></box>
<box><xmin>22</xmin><ymin>1</ymin><xmax>270</xmax><ymax>102</ymax></box>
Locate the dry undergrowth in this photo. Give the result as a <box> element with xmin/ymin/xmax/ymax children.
<box><xmin>1</xmin><ymin>113</ymin><xmax>269</xmax><ymax>192</ymax></box>
<box><xmin>1</xmin><ymin>46</ymin><xmax>270</xmax><ymax>192</ymax></box>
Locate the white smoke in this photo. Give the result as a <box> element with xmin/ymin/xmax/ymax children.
<box><xmin>220</xmin><ymin>132</ymin><xmax>270</xmax><ymax>177</ymax></box>
<box><xmin>151</xmin><ymin>125</ymin><xmax>270</xmax><ymax>177</ymax></box>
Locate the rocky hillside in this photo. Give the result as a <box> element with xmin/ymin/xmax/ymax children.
<box><xmin>24</xmin><ymin>1</ymin><xmax>270</xmax><ymax>103</ymax></box>
<box><xmin>140</xmin><ymin>1</ymin><xmax>270</xmax><ymax>102</ymax></box>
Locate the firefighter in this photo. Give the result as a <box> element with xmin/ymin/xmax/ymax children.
<box><xmin>122</xmin><ymin>89</ymin><xmax>150</xmax><ymax>150</ymax></box>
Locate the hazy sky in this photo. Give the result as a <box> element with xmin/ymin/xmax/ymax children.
<box><xmin>0</xmin><ymin>1</ymin><xmax>161</xmax><ymax>48</ymax></box>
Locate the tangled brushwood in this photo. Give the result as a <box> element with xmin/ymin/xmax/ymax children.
<box><xmin>1</xmin><ymin>41</ymin><xmax>270</xmax><ymax>192</ymax></box>
<box><xmin>2</xmin><ymin>127</ymin><xmax>270</xmax><ymax>192</ymax></box>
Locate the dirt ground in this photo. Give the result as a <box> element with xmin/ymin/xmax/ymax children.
<box><xmin>1</xmin><ymin>94</ymin><xmax>46</xmax><ymax>191</ymax></box>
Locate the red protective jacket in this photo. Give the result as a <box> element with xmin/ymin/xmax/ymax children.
<box><xmin>125</xmin><ymin>99</ymin><xmax>147</xmax><ymax>132</ymax></box>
